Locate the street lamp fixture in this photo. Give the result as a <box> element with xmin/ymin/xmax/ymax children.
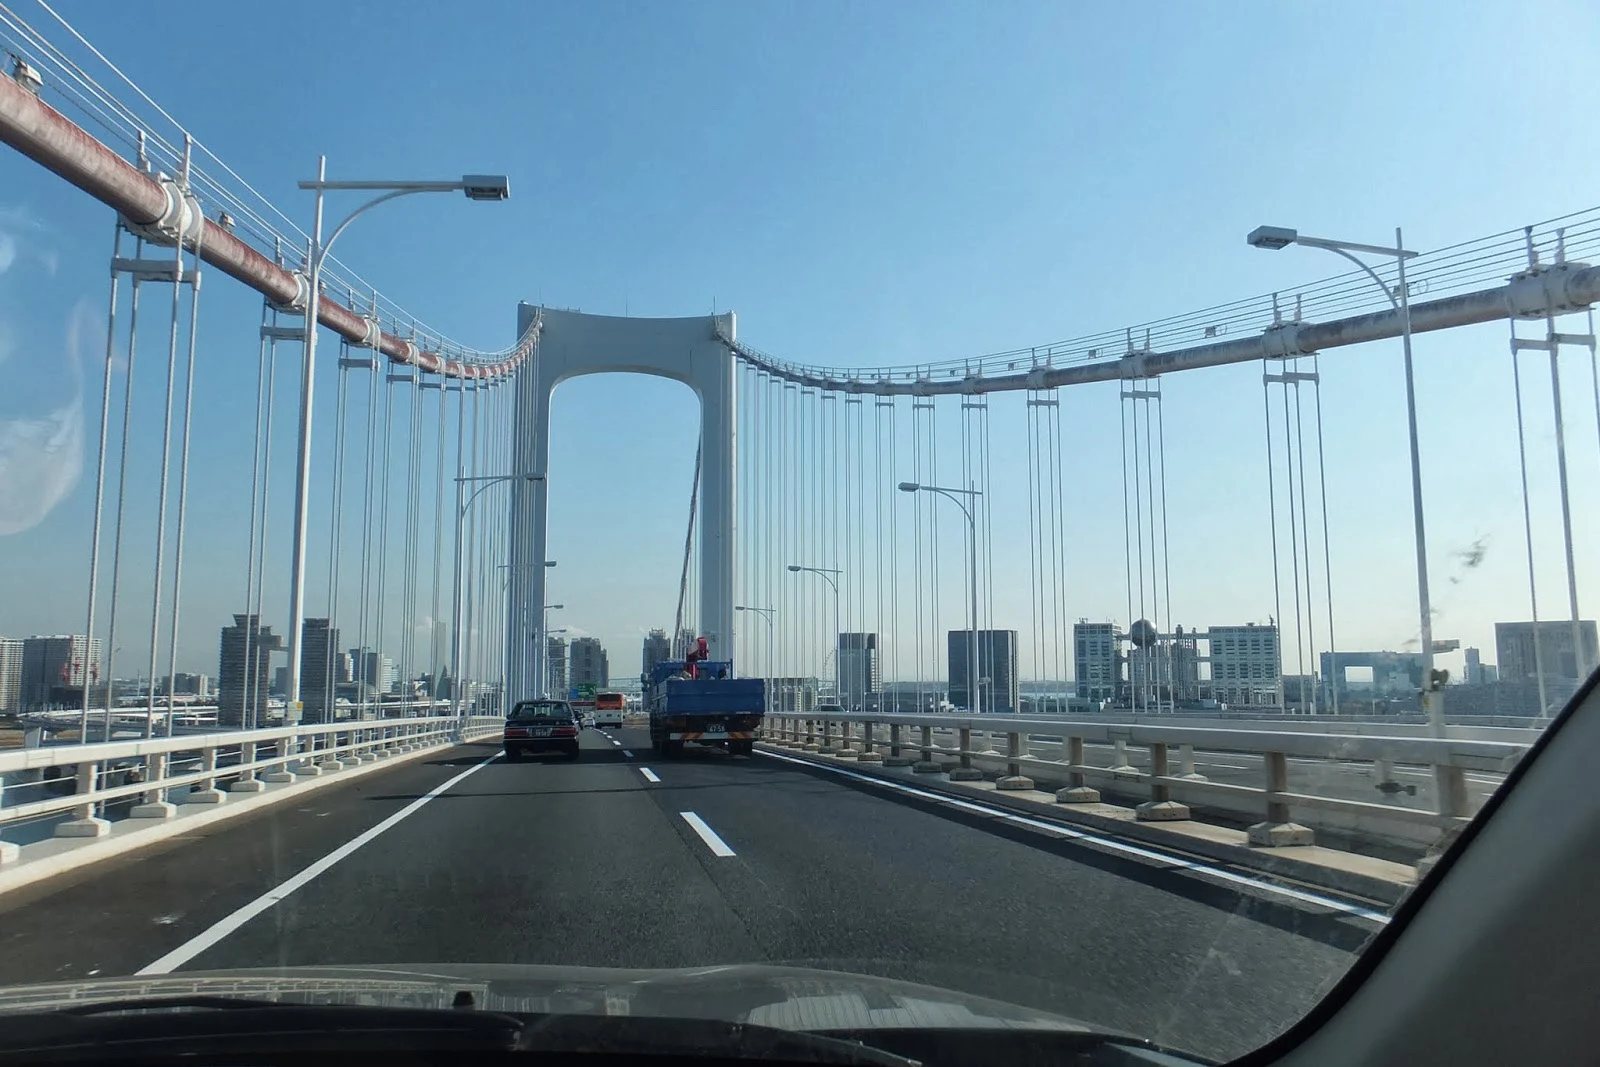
<box><xmin>736</xmin><ymin>605</ymin><xmax>778</xmax><ymax>712</ymax></box>
<box><xmin>284</xmin><ymin>159</ymin><xmax>510</xmax><ymax>719</ymax></box>
<box><xmin>787</xmin><ymin>566</ymin><xmax>842</xmax><ymax>702</ymax></box>
<box><xmin>898</xmin><ymin>481</ymin><xmax>984</xmax><ymax>715</ymax></box>
<box><xmin>1248</xmin><ymin>223</ymin><xmax>1436</xmax><ymax>732</ymax></box>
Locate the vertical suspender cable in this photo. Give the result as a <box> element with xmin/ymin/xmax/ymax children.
<box><xmin>888</xmin><ymin>396</ymin><xmax>900</xmax><ymax>699</ymax></box>
<box><xmin>1026</xmin><ymin>392</ymin><xmax>1041</xmax><ymax>690</ymax></box>
<box><xmin>1263</xmin><ymin>360</ymin><xmax>1285</xmax><ymax>710</ymax></box>
<box><xmin>429</xmin><ymin>370</ymin><xmax>447</xmax><ymax>693</ymax></box>
<box><xmin>1120</xmin><ymin>382</ymin><xmax>1134</xmax><ymax>705</ymax></box>
<box><xmin>1052</xmin><ymin>389</ymin><xmax>1070</xmax><ymax>704</ymax></box>
<box><xmin>1156</xmin><ymin>384</ymin><xmax>1176</xmax><ymax>712</ymax></box>
<box><xmin>1292</xmin><ymin>370</ymin><xmax>1318</xmax><ymax>713</ymax></box>
<box><xmin>1142</xmin><ymin>385</ymin><xmax>1159</xmax><ymax>713</ymax></box>
<box><xmin>142</xmin><ymin>145</ymin><xmax>192</xmax><ymax>738</ymax></box>
<box><xmin>323</xmin><ymin>344</ymin><xmax>352</xmax><ymax>722</ymax></box>
<box><xmin>912</xmin><ymin>396</ymin><xmax>926</xmax><ymax>709</ymax></box>
<box><xmin>1510</xmin><ymin>334</ymin><xmax>1550</xmax><ymax>717</ymax></box>
<box><xmin>981</xmin><ymin>398</ymin><xmax>996</xmax><ymax>709</ymax></box>
<box><xmin>159</xmin><ymin>202</ymin><xmax>204</xmax><ymax>738</ymax></box>
<box><xmin>102</xmin><ymin>235</ymin><xmax>148</xmax><ymax>734</ymax></box>
<box><xmin>80</xmin><ymin>223</ymin><xmax>123</xmax><ymax>741</ymax></box>
<box><xmin>927</xmin><ymin>397</ymin><xmax>940</xmax><ymax>704</ymax></box>
<box><xmin>1280</xmin><ymin>377</ymin><xmax>1306</xmax><ymax>709</ymax></box>
<box><xmin>355</xmin><ymin>296</ymin><xmax>381</xmax><ymax>718</ymax></box>
<box><xmin>373</xmin><ymin>370</ymin><xmax>397</xmax><ymax>711</ymax></box>
<box><xmin>1312</xmin><ymin>355</ymin><xmax>1338</xmax><ymax>714</ymax></box>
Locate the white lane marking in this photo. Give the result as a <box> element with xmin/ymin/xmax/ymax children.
<box><xmin>137</xmin><ymin>751</ymin><xmax>501</xmax><ymax>975</ymax></box>
<box><xmin>758</xmin><ymin>749</ymin><xmax>1390</xmax><ymax>924</ymax></box>
<box><xmin>679</xmin><ymin>811</ymin><xmax>736</xmax><ymax>857</ymax></box>
<box><xmin>639</xmin><ymin>767</ymin><xmax>661</xmax><ymax>783</ymax></box>
<box><xmin>623</xmin><ymin>749</ymin><xmax>635</xmax><ymax>758</ymax></box>
<box><xmin>611</xmin><ymin>739</ymin><xmax>622</xmax><ymax>746</ymax></box>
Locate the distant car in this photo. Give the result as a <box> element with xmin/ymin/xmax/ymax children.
<box><xmin>814</xmin><ymin>703</ymin><xmax>845</xmax><ymax>716</ymax></box>
<box><xmin>581</xmin><ymin>714</ymin><xmax>596</xmax><ymax>728</ymax></box>
<box><xmin>504</xmin><ymin>699</ymin><xmax>581</xmax><ymax>761</ymax></box>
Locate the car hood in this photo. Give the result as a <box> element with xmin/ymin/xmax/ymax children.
<box><xmin>0</xmin><ymin>962</ymin><xmax>1113</xmax><ymax>1036</ymax></box>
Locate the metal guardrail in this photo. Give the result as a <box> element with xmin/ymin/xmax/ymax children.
<box><xmin>761</xmin><ymin>712</ymin><xmax>1532</xmax><ymax>846</ymax></box>
<box><xmin>0</xmin><ymin>716</ymin><xmax>502</xmax><ymax>849</ymax></box>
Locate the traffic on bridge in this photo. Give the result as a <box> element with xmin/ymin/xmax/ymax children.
<box><xmin>0</xmin><ymin>3</ymin><xmax>1596</xmax><ymax>1065</ymax></box>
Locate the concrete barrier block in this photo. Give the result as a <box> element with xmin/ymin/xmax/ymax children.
<box><xmin>0</xmin><ymin>841</ymin><xmax>16</xmax><ymax>866</ymax></box>
<box><xmin>314</xmin><ymin>760</ymin><xmax>342</xmax><ymax>774</ymax></box>
<box><xmin>1056</xmin><ymin>786</ymin><xmax>1101</xmax><ymax>804</ymax></box>
<box><xmin>184</xmin><ymin>788</ymin><xmax>226</xmax><ymax>805</ymax></box>
<box><xmin>228</xmin><ymin>779</ymin><xmax>267</xmax><ymax>793</ymax></box>
<box><xmin>911</xmin><ymin>760</ymin><xmax>943</xmax><ymax>774</ymax></box>
<box><xmin>802</xmin><ymin>744</ymin><xmax>821</xmax><ymax>753</ymax></box>
<box><xmin>855</xmin><ymin>752</ymin><xmax>884</xmax><ymax>763</ymax></box>
<box><xmin>54</xmin><ymin>817</ymin><xmax>111</xmax><ymax>839</ymax></box>
<box><xmin>816</xmin><ymin>746</ymin><xmax>839</xmax><ymax>755</ymax></box>
<box><xmin>881</xmin><ymin>756</ymin><xmax>914</xmax><ymax>767</ymax></box>
<box><xmin>1247</xmin><ymin>821</ymin><xmax>1315</xmax><ymax>847</ymax></box>
<box><xmin>261</xmin><ymin>770</ymin><xmax>297</xmax><ymax>783</ymax></box>
<box><xmin>1135</xmin><ymin>800</ymin><xmax>1191</xmax><ymax>822</ymax></box>
<box><xmin>996</xmin><ymin>775</ymin><xmax>1034</xmax><ymax>791</ymax></box>
<box><xmin>948</xmin><ymin>767</ymin><xmax>985</xmax><ymax>782</ymax></box>
<box><xmin>129</xmin><ymin>801</ymin><xmax>177</xmax><ymax>819</ymax></box>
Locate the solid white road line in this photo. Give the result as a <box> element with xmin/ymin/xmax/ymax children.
<box><xmin>679</xmin><ymin>811</ymin><xmax>736</xmax><ymax>857</ymax></box>
<box><xmin>758</xmin><ymin>749</ymin><xmax>1390</xmax><ymax>924</ymax></box>
<box><xmin>639</xmin><ymin>768</ymin><xmax>661</xmax><ymax>783</ymax></box>
<box><xmin>137</xmin><ymin>751</ymin><xmax>501</xmax><ymax>975</ymax></box>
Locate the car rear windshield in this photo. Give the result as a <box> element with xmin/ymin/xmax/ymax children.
<box><xmin>508</xmin><ymin>702</ymin><xmax>572</xmax><ymax>722</ymax></box>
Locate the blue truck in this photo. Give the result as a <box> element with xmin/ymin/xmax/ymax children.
<box><xmin>643</xmin><ymin>660</ymin><xmax>765</xmax><ymax>757</ymax></box>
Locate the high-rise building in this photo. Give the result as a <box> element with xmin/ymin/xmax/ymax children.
<box><xmin>1464</xmin><ymin>647</ymin><xmax>1483</xmax><ymax>686</ymax></box>
<box><xmin>0</xmin><ymin>638</ymin><xmax>22</xmax><ymax>714</ymax></box>
<box><xmin>1205</xmin><ymin>623</ymin><xmax>1281</xmax><ymax>707</ymax></box>
<box><xmin>218</xmin><ymin>615</ymin><xmax>281</xmax><ymax>727</ymax></box>
<box><xmin>158</xmin><ymin>673</ymin><xmax>209</xmax><ymax>697</ymax></box>
<box><xmin>642</xmin><ymin>629</ymin><xmax>672</xmax><ymax>677</ymax></box>
<box><xmin>1073</xmin><ymin>622</ymin><xmax>1118</xmax><ymax>703</ymax></box>
<box><xmin>19</xmin><ymin>635</ymin><xmax>103</xmax><ymax>711</ymax></box>
<box><xmin>570</xmin><ymin>637</ymin><xmax>609</xmax><ymax>688</ymax></box>
<box><xmin>547</xmin><ymin>636</ymin><xmax>567</xmax><ymax>696</ymax></box>
<box><xmin>272</xmin><ymin>666</ymin><xmax>289</xmax><ymax>696</ymax></box>
<box><xmin>947</xmin><ymin>630</ymin><xmax>1020</xmax><ymax>714</ymax></box>
<box><xmin>301</xmin><ymin>618</ymin><xmax>341</xmax><ymax>723</ymax></box>
<box><xmin>837</xmin><ymin>633</ymin><xmax>880</xmax><ymax>710</ymax></box>
<box><xmin>380</xmin><ymin>657</ymin><xmax>397</xmax><ymax>694</ymax></box>
<box><xmin>1496</xmin><ymin>620</ymin><xmax>1599</xmax><ymax>682</ymax></box>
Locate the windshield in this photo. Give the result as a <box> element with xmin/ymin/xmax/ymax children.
<box><xmin>0</xmin><ymin>4</ymin><xmax>1594</xmax><ymax>1065</ymax></box>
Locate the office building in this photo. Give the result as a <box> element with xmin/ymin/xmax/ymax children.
<box><xmin>380</xmin><ymin>656</ymin><xmax>397</xmax><ymax>694</ymax></box>
<box><xmin>947</xmin><ymin>630</ymin><xmax>1020</xmax><ymax>714</ymax></box>
<box><xmin>642</xmin><ymin>629</ymin><xmax>672</xmax><ymax>677</ymax></box>
<box><xmin>0</xmin><ymin>638</ymin><xmax>22</xmax><ymax>714</ymax></box>
<box><xmin>158</xmin><ymin>673</ymin><xmax>209</xmax><ymax>697</ymax></box>
<box><xmin>1496</xmin><ymin>620</ymin><xmax>1599</xmax><ymax>683</ymax></box>
<box><xmin>301</xmin><ymin>618</ymin><xmax>340</xmax><ymax>723</ymax></box>
<box><xmin>272</xmin><ymin>666</ymin><xmax>288</xmax><ymax>696</ymax></box>
<box><xmin>1073</xmin><ymin>622</ymin><xmax>1119</xmax><ymax>703</ymax></box>
<box><xmin>768</xmin><ymin>677</ymin><xmax>819</xmax><ymax>714</ymax></box>
<box><xmin>547</xmin><ymin>636</ymin><xmax>567</xmax><ymax>696</ymax></box>
<box><xmin>837</xmin><ymin>632</ymin><xmax>880</xmax><ymax>710</ymax></box>
<box><xmin>570</xmin><ymin>637</ymin><xmax>609</xmax><ymax>689</ymax></box>
<box><xmin>19</xmin><ymin>634</ymin><xmax>103</xmax><ymax>711</ymax></box>
<box><xmin>1463</xmin><ymin>647</ymin><xmax>1483</xmax><ymax>686</ymax></box>
<box><xmin>1205</xmin><ymin>623</ymin><xmax>1280</xmax><ymax>707</ymax></box>
<box><xmin>218</xmin><ymin>615</ymin><xmax>281</xmax><ymax>727</ymax></box>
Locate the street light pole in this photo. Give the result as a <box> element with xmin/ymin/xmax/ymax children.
<box><xmin>284</xmin><ymin>161</ymin><xmax>510</xmax><ymax>720</ymax></box>
<box><xmin>451</xmin><ymin>473</ymin><xmax>541</xmax><ymax>715</ymax></box>
<box><xmin>736</xmin><ymin>605</ymin><xmax>777</xmax><ymax>711</ymax></box>
<box><xmin>787</xmin><ymin>566</ymin><xmax>841</xmax><ymax>703</ymax></box>
<box><xmin>540</xmin><ymin>602</ymin><xmax>564</xmax><ymax>697</ymax></box>
<box><xmin>899</xmin><ymin>482</ymin><xmax>982</xmax><ymax>716</ymax></box>
<box><xmin>1248</xmin><ymin>225</ymin><xmax>1440</xmax><ymax>734</ymax></box>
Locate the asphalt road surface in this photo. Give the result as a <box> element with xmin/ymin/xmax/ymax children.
<box><xmin>0</xmin><ymin>727</ymin><xmax>1382</xmax><ymax>1061</ymax></box>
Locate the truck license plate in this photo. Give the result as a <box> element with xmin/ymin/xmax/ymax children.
<box><xmin>703</xmin><ymin>724</ymin><xmax>725</xmax><ymax>735</ymax></box>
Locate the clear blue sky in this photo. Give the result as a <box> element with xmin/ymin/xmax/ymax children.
<box><xmin>3</xmin><ymin>0</ymin><xmax>1600</xmax><ymax>684</ymax></box>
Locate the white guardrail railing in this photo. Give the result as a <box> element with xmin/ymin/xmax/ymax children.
<box><xmin>761</xmin><ymin>712</ymin><xmax>1533</xmax><ymax>846</ymax></box>
<box><xmin>0</xmin><ymin>716</ymin><xmax>503</xmax><ymax>853</ymax></box>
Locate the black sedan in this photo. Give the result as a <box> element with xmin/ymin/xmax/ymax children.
<box><xmin>503</xmin><ymin>700</ymin><xmax>581</xmax><ymax>761</ymax></box>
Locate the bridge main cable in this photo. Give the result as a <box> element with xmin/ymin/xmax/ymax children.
<box><xmin>0</xmin><ymin>75</ymin><xmax>534</xmax><ymax>380</ymax></box>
